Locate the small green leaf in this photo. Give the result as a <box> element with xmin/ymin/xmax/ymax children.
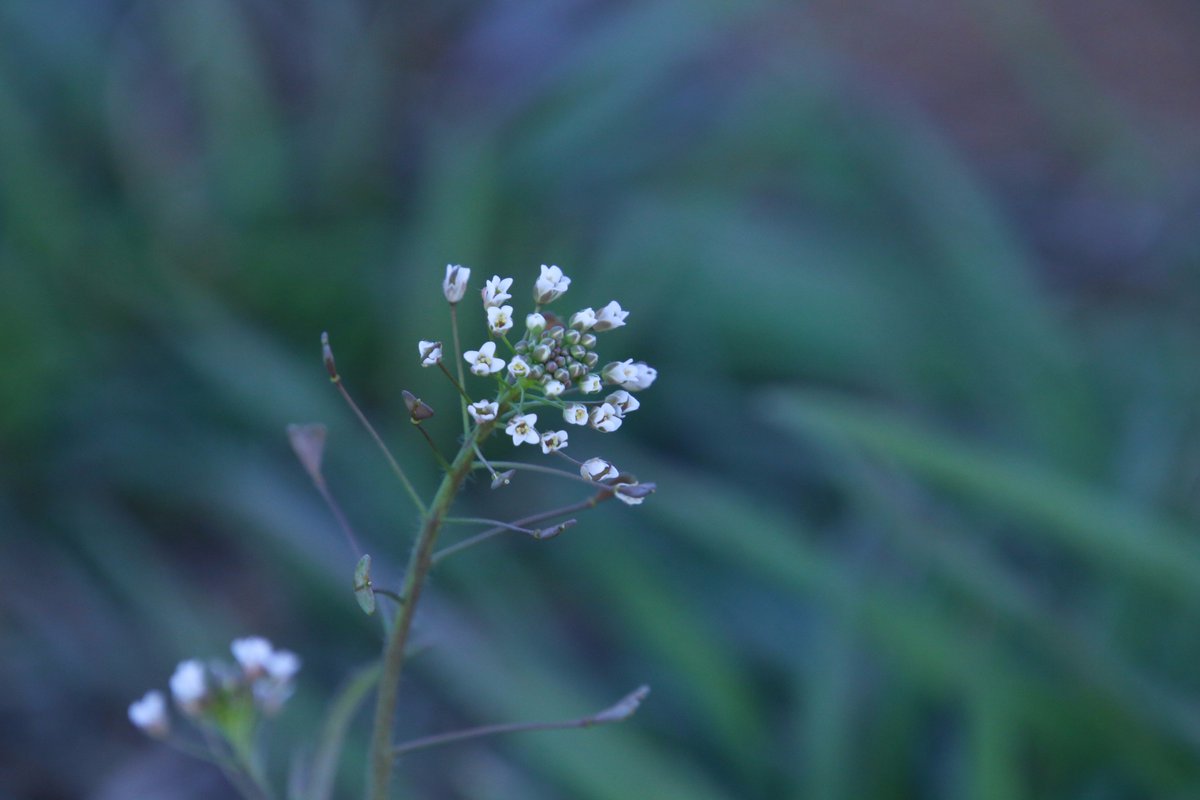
<box><xmin>353</xmin><ymin>554</ymin><xmax>375</xmax><ymax>615</ymax></box>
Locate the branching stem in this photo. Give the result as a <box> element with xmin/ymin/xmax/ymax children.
<box><xmin>391</xmin><ymin>684</ymin><xmax>649</xmax><ymax>758</ymax></box>
<box><xmin>366</xmin><ymin>419</ymin><xmax>496</xmax><ymax>800</ymax></box>
<box><xmin>432</xmin><ymin>494</ymin><xmax>604</xmax><ymax>565</ymax></box>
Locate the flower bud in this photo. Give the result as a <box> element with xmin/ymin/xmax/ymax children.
<box><xmin>529</xmin><ymin>365</ymin><xmax>545</xmax><ymax>381</ymax></box>
<box><xmin>525</xmin><ymin>312</ymin><xmax>547</xmax><ymax>335</ymax></box>
<box><xmin>548</xmin><ymin>326</ymin><xmax>564</xmax><ymax>343</ymax></box>
<box><xmin>568</xmin><ymin>362</ymin><xmax>586</xmax><ymax>379</ymax></box>
<box><xmin>442</xmin><ymin>264</ymin><xmax>470</xmax><ymax>304</ymax></box>
<box><xmin>553</xmin><ymin>368</ymin><xmax>570</xmax><ymax>384</ymax></box>
<box><xmin>321</xmin><ymin>331</ymin><xmax>339</xmax><ymax>381</ymax></box>
<box><xmin>565</xmin><ymin>328</ymin><xmax>582</xmax><ymax>346</ymax></box>
<box><xmin>580</xmin><ymin>333</ymin><xmax>597</xmax><ymax>349</ymax></box>
<box><xmin>514</xmin><ymin>340</ymin><xmax>529</xmax><ymax>354</ymax></box>
<box><xmin>569</xmin><ymin>344</ymin><xmax>586</xmax><ymax>360</ymax></box>
<box><xmin>583</xmin><ymin>351</ymin><xmax>599</xmax><ymax>368</ymax></box>
<box><xmin>533</xmin><ymin>343</ymin><xmax>553</xmax><ymax>363</ymax></box>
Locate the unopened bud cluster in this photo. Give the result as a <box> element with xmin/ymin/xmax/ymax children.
<box><xmin>128</xmin><ymin>636</ymin><xmax>300</xmax><ymax>739</ymax></box>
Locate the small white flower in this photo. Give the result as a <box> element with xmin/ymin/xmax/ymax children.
<box><xmin>464</xmin><ymin>341</ymin><xmax>506</xmax><ymax>376</ymax></box>
<box><xmin>418</xmin><ymin>340</ymin><xmax>442</xmax><ymax>367</ymax></box>
<box><xmin>265</xmin><ymin>650</ymin><xmax>301</xmax><ymax>682</ymax></box>
<box><xmin>540</xmin><ymin>429</ymin><xmax>569</xmax><ymax>454</ymax></box>
<box><xmin>505</xmin><ymin>413</ymin><xmax>539</xmax><ymax>446</ymax></box>
<box><xmin>534</xmin><ymin>264</ymin><xmax>570</xmax><ymax>304</ymax></box>
<box><xmin>128</xmin><ymin>690</ymin><xmax>169</xmax><ymax>737</ymax></box>
<box><xmin>580</xmin><ymin>457</ymin><xmax>618</xmax><ymax>482</ymax></box>
<box><xmin>590</xmin><ymin>403</ymin><xmax>622</xmax><ymax>432</ymax></box>
<box><xmin>170</xmin><ymin>660</ymin><xmax>207</xmax><ymax>713</ymax></box>
<box><xmin>605</xmin><ymin>390</ymin><xmax>640</xmax><ymax>416</ymax></box>
<box><xmin>632</xmin><ymin>362</ymin><xmax>657</xmax><ymax>390</ymax></box>
<box><xmin>563</xmin><ymin>404</ymin><xmax>589</xmax><ymax>425</ymax></box>
<box><xmin>592</xmin><ymin>301</ymin><xmax>628</xmax><ymax>332</ymax></box>
<box><xmin>543</xmin><ymin>378</ymin><xmax>565</xmax><ymax>397</ymax></box>
<box><xmin>570</xmin><ymin>308</ymin><xmax>596</xmax><ymax>331</ymax></box>
<box><xmin>507</xmin><ymin>356</ymin><xmax>530</xmax><ymax>379</ymax></box>
<box><xmin>580</xmin><ymin>374</ymin><xmax>602</xmax><ymax>394</ymax></box>
<box><xmin>603</xmin><ymin>359</ymin><xmax>656</xmax><ymax>391</ymax></box>
<box><xmin>232</xmin><ymin>637</ymin><xmax>274</xmax><ymax>676</ymax></box>
<box><xmin>468</xmin><ymin>400</ymin><xmax>499</xmax><ymax>423</ymax></box>
<box><xmin>525</xmin><ymin>312</ymin><xmax>546</xmax><ymax>334</ymax></box>
<box><xmin>443</xmin><ymin>264</ymin><xmax>470</xmax><ymax>304</ymax></box>
<box><xmin>487</xmin><ymin>304</ymin><xmax>515</xmax><ymax>335</ymax></box>
<box><xmin>481</xmin><ymin>275</ymin><xmax>514</xmax><ymax>308</ymax></box>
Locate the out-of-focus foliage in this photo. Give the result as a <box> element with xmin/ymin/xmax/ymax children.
<box><xmin>2</xmin><ymin>1</ymin><xmax>1199</xmax><ymax>798</ymax></box>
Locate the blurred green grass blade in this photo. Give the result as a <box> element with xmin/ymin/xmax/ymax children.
<box><xmin>635</xmin><ymin>452</ymin><xmax>1199</xmax><ymax>792</ymax></box>
<box><xmin>802</xmin><ymin>622</ymin><xmax>859</xmax><ymax>800</ymax></box>
<box><xmin>965</xmin><ymin>686</ymin><xmax>1021</xmax><ymax>800</ymax></box>
<box><xmin>824</xmin><ymin>453</ymin><xmax>1200</xmax><ymax>757</ymax></box>
<box><xmin>158</xmin><ymin>0</ymin><xmax>286</xmax><ymax>217</ymax></box>
<box><xmin>307</xmin><ymin>661</ymin><xmax>380</xmax><ymax>800</ymax></box>
<box><xmin>763</xmin><ymin>390</ymin><xmax>1200</xmax><ymax>607</ymax></box>
<box><xmin>566</xmin><ymin>542</ymin><xmax>765</xmax><ymax>782</ymax></box>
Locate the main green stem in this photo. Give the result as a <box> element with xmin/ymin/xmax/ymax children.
<box><xmin>367</xmin><ymin>420</ymin><xmax>494</xmax><ymax>800</ymax></box>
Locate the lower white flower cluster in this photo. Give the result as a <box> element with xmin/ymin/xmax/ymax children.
<box><xmin>128</xmin><ymin>636</ymin><xmax>300</xmax><ymax>738</ymax></box>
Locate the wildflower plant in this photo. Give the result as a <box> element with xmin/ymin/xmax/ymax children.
<box><xmin>129</xmin><ymin>264</ymin><xmax>655</xmax><ymax>800</ymax></box>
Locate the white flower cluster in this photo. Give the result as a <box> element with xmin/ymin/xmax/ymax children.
<box><xmin>129</xmin><ymin>636</ymin><xmax>301</xmax><ymax>738</ymax></box>
<box><xmin>426</xmin><ymin>263</ymin><xmax>657</xmax><ymax>504</ymax></box>
<box><xmin>430</xmin><ymin>263</ymin><xmax>654</xmax><ymax>399</ymax></box>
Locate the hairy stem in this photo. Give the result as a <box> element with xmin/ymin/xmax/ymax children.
<box><xmin>366</xmin><ymin>420</ymin><xmax>494</xmax><ymax>800</ymax></box>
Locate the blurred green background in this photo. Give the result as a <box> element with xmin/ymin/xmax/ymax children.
<box><xmin>2</xmin><ymin>1</ymin><xmax>1200</xmax><ymax>798</ymax></box>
